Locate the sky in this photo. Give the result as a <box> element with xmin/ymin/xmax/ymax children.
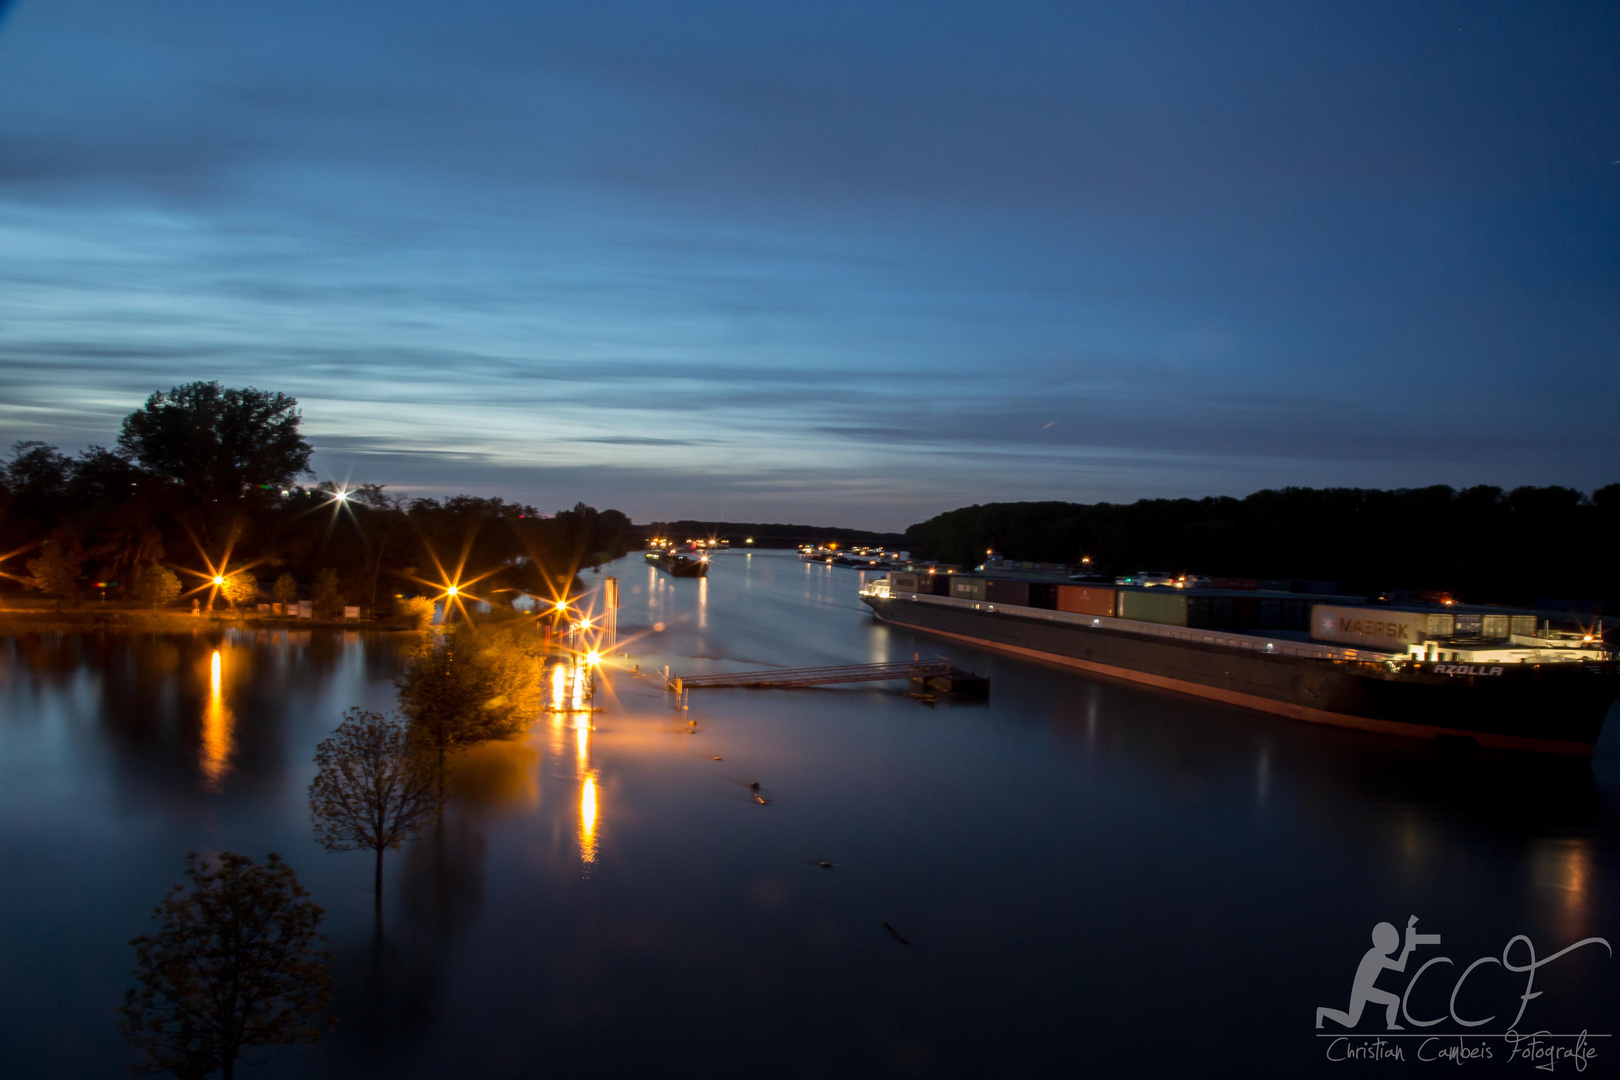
<box><xmin>0</xmin><ymin>0</ymin><xmax>1616</xmax><ymax>530</ymax></box>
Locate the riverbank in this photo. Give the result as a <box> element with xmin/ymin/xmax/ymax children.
<box><xmin>0</xmin><ymin>604</ymin><xmax>422</xmax><ymax>636</ymax></box>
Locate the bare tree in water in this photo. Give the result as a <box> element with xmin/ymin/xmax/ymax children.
<box><xmin>309</xmin><ymin>708</ymin><xmax>438</xmax><ymax>916</ymax></box>
<box><xmin>118</xmin><ymin>852</ymin><xmax>331</xmax><ymax>1079</ymax></box>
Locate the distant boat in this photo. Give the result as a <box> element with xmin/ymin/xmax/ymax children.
<box><xmin>652</xmin><ymin>550</ymin><xmax>708</xmax><ymax>577</ymax></box>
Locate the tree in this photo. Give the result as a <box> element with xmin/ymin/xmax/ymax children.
<box><xmin>3</xmin><ymin>440</ymin><xmax>73</xmax><ymax>526</ymax></box>
<box><xmin>133</xmin><ymin>564</ymin><xmax>182</xmax><ymax>610</ymax></box>
<box><xmin>221</xmin><ymin>572</ymin><xmax>259</xmax><ymax>608</ymax></box>
<box><xmin>273</xmin><ymin>572</ymin><xmax>299</xmax><ymax>609</ymax></box>
<box><xmin>118</xmin><ymin>852</ymin><xmax>331</xmax><ymax>1080</ymax></box>
<box><xmin>24</xmin><ymin>532</ymin><xmax>84</xmax><ymax>603</ymax></box>
<box><xmin>310</xmin><ymin>568</ymin><xmax>344</xmax><ymax>618</ymax></box>
<box><xmin>308</xmin><ymin>709</ymin><xmax>439</xmax><ymax>915</ymax></box>
<box><xmin>394</xmin><ymin>595</ymin><xmax>436</xmax><ymax>631</ymax></box>
<box><xmin>117</xmin><ymin>382</ymin><xmax>313</xmax><ymax>504</ymax></box>
<box><xmin>397</xmin><ymin>623</ymin><xmax>539</xmax><ymax>795</ymax></box>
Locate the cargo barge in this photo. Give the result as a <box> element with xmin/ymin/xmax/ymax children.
<box><xmin>645</xmin><ymin>550</ymin><xmax>709</xmax><ymax>577</ymax></box>
<box><xmin>859</xmin><ymin>573</ymin><xmax>1618</xmax><ymax>755</ymax></box>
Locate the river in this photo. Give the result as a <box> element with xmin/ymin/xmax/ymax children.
<box><xmin>1</xmin><ymin>549</ymin><xmax>1616</xmax><ymax>1077</ymax></box>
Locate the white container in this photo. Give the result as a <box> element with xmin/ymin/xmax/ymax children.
<box><xmin>1310</xmin><ymin>604</ymin><xmax>1425</xmax><ymax>652</ymax></box>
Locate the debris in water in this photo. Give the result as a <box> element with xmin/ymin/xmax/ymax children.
<box><xmin>817</xmin><ymin>861</ymin><xmax>834</xmax><ymax>869</ymax></box>
<box><xmin>882</xmin><ymin>921</ymin><xmax>910</xmax><ymax>945</ymax></box>
<box><xmin>754</xmin><ymin>793</ymin><xmax>768</xmax><ymax>805</ymax></box>
<box><xmin>748</xmin><ymin>781</ymin><xmax>760</xmax><ymax>791</ymax></box>
<box><xmin>712</xmin><ymin>756</ymin><xmax>723</xmax><ymax>761</ymax></box>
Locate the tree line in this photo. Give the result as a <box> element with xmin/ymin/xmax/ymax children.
<box><xmin>903</xmin><ymin>485</ymin><xmax>1620</xmax><ymax>606</ymax></box>
<box><xmin>0</xmin><ymin>382</ymin><xmax>635</xmax><ymax>611</ymax></box>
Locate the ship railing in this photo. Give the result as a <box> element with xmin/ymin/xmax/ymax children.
<box><xmin>893</xmin><ymin>591</ymin><xmax>1401</xmax><ymax>663</ymax></box>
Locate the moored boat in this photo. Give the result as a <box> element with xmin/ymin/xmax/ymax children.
<box><xmin>860</xmin><ymin>575</ymin><xmax>1617</xmax><ymax>755</ymax></box>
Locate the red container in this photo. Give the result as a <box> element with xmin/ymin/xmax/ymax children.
<box><xmin>1057</xmin><ymin>585</ymin><xmax>1116</xmax><ymax>617</ymax></box>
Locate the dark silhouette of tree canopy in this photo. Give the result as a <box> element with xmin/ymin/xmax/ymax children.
<box><xmin>118</xmin><ymin>851</ymin><xmax>331</xmax><ymax>1080</ymax></box>
<box><xmin>309</xmin><ymin>709</ymin><xmax>439</xmax><ymax>913</ymax></box>
<box><xmin>117</xmin><ymin>382</ymin><xmax>313</xmax><ymax>503</ymax></box>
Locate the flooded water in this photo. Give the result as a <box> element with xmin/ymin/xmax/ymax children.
<box><xmin>2</xmin><ymin>549</ymin><xmax>1617</xmax><ymax>1078</ymax></box>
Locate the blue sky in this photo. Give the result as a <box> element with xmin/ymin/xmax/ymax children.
<box><xmin>1</xmin><ymin>0</ymin><xmax>1616</xmax><ymax>529</ymax></box>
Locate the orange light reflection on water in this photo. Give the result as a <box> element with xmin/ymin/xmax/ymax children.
<box><xmin>579</xmin><ymin>775</ymin><xmax>599</xmax><ymax>864</ymax></box>
<box><xmin>200</xmin><ymin>648</ymin><xmax>234</xmax><ymax>790</ymax></box>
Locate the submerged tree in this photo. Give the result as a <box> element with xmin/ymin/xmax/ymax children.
<box><xmin>397</xmin><ymin>622</ymin><xmax>539</xmax><ymax>795</ymax></box>
<box><xmin>118</xmin><ymin>851</ymin><xmax>331</xmax><ymax>1080</ymax></box>
<box><xmin>309</xmin><ymin>709</ymin><xmax>438</xmax><ymax>915</ymax></box>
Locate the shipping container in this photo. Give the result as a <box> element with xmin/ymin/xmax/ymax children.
<box><xmin>929</xmin><ymin>574</ymin><xmax>952</xmax><ymax>596</ymax></box>
<box><xmin>1310</xmin><ymin>605</ymin><xmax>1425</xmax><ymax>651</ymax></box>
<box><xmin>1057</xmin><ymin>585</ymin><xmax>1115</xmax><ymax>617</ymax></box>
<box><xmin>1118</xmin><ymin>590</ymin><xmax>1188</xmax><ymax>626</ymax></box>
<box><xmin>985</xmin><ymin>580</ymin><xmax>1030</xmax><ymax>607</ymax></box>
<box><xmin>951</xmin><ymin>577</ymin><xmax>987</xmax><ymax>601</ymax></box>
<box><xmin>1454</xmin><ymin>613</ymin><xmax>1483</xmax><ymax>636</ymax></box>
<box><xmin>1482</xmin><ymin>614</ymin><xmax>1510</xmax><ymax>639</ymax></box>
<box><xmin>1027</xmin><ymin>583</ymin><xmax>1058</xmax><ymax>610</ymax></box>
<box><xmin>1188</xmin><ymin>596</ymin><xmax>1212</xmax><ymax>629</ymax></box>
<box><xmin>891</xmin><ymin>573</ymin><xmax>920</xmax><ymax>594</ymax></box>
<box><xmin>1510</xmin><ymin>615</ymin><xmax>1538</xmax><ymax>637</ymax></box>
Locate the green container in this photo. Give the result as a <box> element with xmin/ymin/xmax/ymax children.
<box><xmin>1117</xmin><ymin>589</ymin><xmax>1188</xmax><ymax>626</ymax></box>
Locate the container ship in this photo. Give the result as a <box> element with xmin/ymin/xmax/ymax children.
<box><xmin>859</xmin><ymin>571</ymin><xmax>1617</xmax><ymax>755</ymax></box>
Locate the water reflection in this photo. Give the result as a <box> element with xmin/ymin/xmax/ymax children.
<box><xmin>199</xmin><ymin>648</ymin><xmax>234</xmax><ymax>790</ymax></box>
<box><xmin>1532</xmin><ymin>838</ymin><xmax>1595</xmax><ymax>938</ymax></box>
<box><xmin>579</xmin><ymin>774</ymin><xmax>599</xmax><ymax>865</ymax></box>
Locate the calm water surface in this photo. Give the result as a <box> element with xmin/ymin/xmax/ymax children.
<box><xmin>2</xmin><ymin>550</ymin><xmax>1617</xmax><ymax>1078</ymax></box>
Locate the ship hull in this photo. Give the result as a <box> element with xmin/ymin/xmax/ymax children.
<box><xmin>864</xmin><ymin>596</ymin><xmax>1616</xmax><ymax>755</ymax></box>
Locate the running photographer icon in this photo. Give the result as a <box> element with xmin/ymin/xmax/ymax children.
<box><xmin>1316</xmin><ymin>916</ymin><xmax>1442</xmax><ymax>1030</ymax></box>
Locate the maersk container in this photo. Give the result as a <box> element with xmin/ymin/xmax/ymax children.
<box><xmin>1057</xmin><ymin>585</ymin><xmax>1115</xmax><ymax>617</ymax></box>
<box><xmin>1310</xmin><ymin>605</ymin><xmax>1425</xmax><ymax>652</ymax></box>
<box><xmin>1117</xmin><ymin>590</ymin><xmax>1188</xmax><ymax>626</ymax></box>
<box><xmin>951</xmin><ymin>577</ymin><xmax>987</xmax><ymax>601</ymax></box>
<box><xmin>985</xmin><ymin>580</ymin><xmax>1029</xmax><ymax>607</ymax></box>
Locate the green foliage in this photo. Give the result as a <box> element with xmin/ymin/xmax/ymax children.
<box><xmin>221</xmin><ymin>571</ymin><xmax>259</xmax><ymax>607</ymax></box>
<box><xmin>24</xmin><ymin>533</ymin><xmax>84</xmax><ymax>601</ymax></box>
<box><xmin>310</xmin><ymin>568</ymin><xmax>344</xmax><ymax>618</ymax></box>
<box><xmin>273</xmin><ymin>571</ymin><xmax>299</xmax><ymax>607</ymax></box>
<box><xmin>904</xmin><ymin>486</ymin><xmax>1620</xmax><ymax>603</ymax></box>
<box><xmin>116</xmin><ymin>381</ymin><xmax>313</xmax><ymax>503</ymax></box>
<box><xmin>309</xmin><ymin>709</ymin><xmax>439</xmax><ymax>903</ymax></box>
<box><xmin>133</xmin><ymin>564</ymin><xmax>182</xmax><ymax>609</ymax></box>
<box><xmin>118</xmin><ymin>851</ymin><xmax>331</xmax><ymax>1080</ymax></box>
<box><xmin>397</xmin><ymin>622</ymin><xmax>541</xmax><ymax>780</ymax></box>
<box><xmin>395</xmin><ymin>595</ymin><xmax>436</xmax><ymax>630</ymax></box>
